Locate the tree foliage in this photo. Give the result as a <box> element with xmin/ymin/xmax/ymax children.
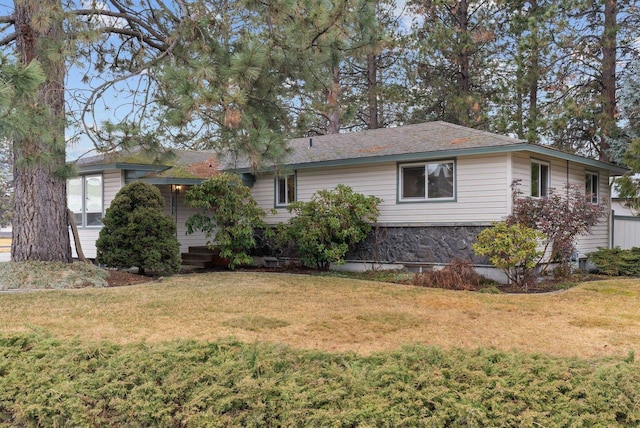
<box><xmin>96</xmin><ymin>181</ymin><xmax>181</xmax><ymax>275</ymax></box>
<box><xmin>472</xmin><ymin>222</ymin><xmax>544</xmax><ymax>289</ymax></box>
<box><xmin>185</xmin><ymin>173</ymin><xmax>268</xmax><ymax>269</ymax></box>
<box><xmin>506</xmin><ymin>180</ymin><xmax>605</xmax><ymax>276</ymax></box>
<box><xmin>279</xmin><ymin>184</ymin><xmax>381</xmax><ymax>270</ymax></box>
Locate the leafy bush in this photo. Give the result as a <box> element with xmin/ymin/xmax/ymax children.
<box><xmin>279</xmin><ymin>184</ymin><xmax>381</xmax><ymax>269</ymax></box>
<box><xmin>96</xmin><ymin>181</ymin><xmax>181</xmax><ymax>275</ymax></box>
<box><xmin>185</xmin><ymin>173</ymin><xmax>269</xmax><ymax>269</ymax></box>
<box><xmin>412</xmin><ymin>259</ymin><xmax>483</xmax><ymax>291</ymax></box>
<box><xmin>1</xmin><ymin>334</ymin><xmax>640</xmax><ymax>426</ymax></box>
<box><xmin>508</xmin><ymin>181</ymin><xmax>604</xmax><ymax>277</ymax></box>
<box><xmin>588</xmin><ymin>247</ymin><xmax>640</xmax><ymax>276</ymax></box>
<box><xmin>472</xmin><ymin>222</ymin><xmax>544</xmax><ymax>290</ymax></box>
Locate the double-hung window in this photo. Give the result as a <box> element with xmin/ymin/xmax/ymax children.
<box><xmin>275</xmin><ymin>173</ymin><xmax>296</xmax><ymax>207</ymax></box>
<box><xmin>399</xmin><ymin>160</ymin><xmax>455</xmax><ymax>201</ymax></box>
<box><xmin>585</xmin><ymin>171</ymin><xmax>599</xmax><ymax>203</ymax></box>
<box><xmin>531</xmin><ymin>160</ymin><xmax>549</xmax><ymax>197</ymax></box>
<box><xmin>67</xmin><ymin>175</ymin><xmax>103</xmax><ymax>227</ymax></box>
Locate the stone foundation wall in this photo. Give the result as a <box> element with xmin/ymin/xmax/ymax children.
<box><xmin>256</xmin><ymin>225</ymin><xmax>490</xmax><ymax>265</ymax></box>
<box><xmin>346</xmin><ymin>225</ymin><xmax>489</xmax><ymax>265</ymax></box>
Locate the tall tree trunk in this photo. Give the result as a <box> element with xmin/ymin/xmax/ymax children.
<box><xmin>366</xmin><ymin>53</ymin><xmax>379</xmax><ymax>129</ymax></box>
<box><xmin>12</xmin><ymin>0</ymin><xmax>72</xmax><ymax>262</ymax></box>
<box><xmin>600</xmin><ymin>0</ymin><xmax>617</xmax><ymax>162</ymax></box>
<box><xmin>326</xmin><ymin>63</ymin><xmax>341</xmax><ymax>134</ymax></box>
<box><xmin>455</xmin><ymin>0</ymin><xmax>471</xmax><ymax>125</ymax></box>
<box><xmin>526</xmin><ymin>0</ymin><xmax>540</xmax><ymax>144</ymax></box>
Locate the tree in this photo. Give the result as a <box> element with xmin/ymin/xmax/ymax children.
<box><xmin>96</xmin><ymin>181</ymin><xmax>181</xmax><ymax>275</ymax></box>
<box><xmin>0</xmin><ymin>57</ymin><xmax>47</xmax><ymax>230</ymax></box>
<box><xmin>0</xmin><ymin>0</ymin><xmax>190</xmax><ymax>262</ymax></box>
<box><xmin>185</xmin><ymin>173</ymin><xmax>269</xmax><ymax>269</ymax></box>
<box><xmin>279</xmin><ymin>184</ymin><xmax>381</xmax><ymax>270</ymax></box>
<box><xmin>406</xmin><ymin>0</ymin><xmax>504</xmax><ymax>128</ymax></box>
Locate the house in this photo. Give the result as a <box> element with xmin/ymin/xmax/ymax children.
<box><xmin>69</xmin><ymin>121</ymin><xmax>627</xmax><ymax>271</ymax></box>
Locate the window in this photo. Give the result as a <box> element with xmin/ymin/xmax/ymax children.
<box><xmin>531</xmin><ymin>160</ymin><xmax>549</xmax><ymax>197</ymax></box>
<box><xmin>67</xmin><ymin>175</ymin><xmax>103</xmax><ymax>227</ymax></box>
<box><xmin>585</xmin><ymin>171</ymin><xmax>599</xmax><ymax>203</ymax></box>
<box><xmin>399</xmin><ymin>161</ymin><xmax>455</xmax><ymax>201</ymax></box>
<box><xmin>275</xmin><ymin>173</ymin><xmax>295</xmax><ymax>207</ymax></box>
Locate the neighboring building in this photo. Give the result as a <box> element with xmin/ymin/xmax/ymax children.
<box><xmin>69</xmin><ymin>121</ymin><xmax>627</xmax><ymax>270</ymax></box>
<box><xmin>611</xmin><ymin>177</ymin><xmax>640</xmax><ymax>250</ymax></box>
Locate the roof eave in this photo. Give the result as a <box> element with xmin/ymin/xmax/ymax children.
<box><xmin>229</xmin><ymin>143</ymin><xmax>629</xmax><ymax>175</ymax></box>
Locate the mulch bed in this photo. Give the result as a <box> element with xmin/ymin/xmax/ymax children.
<box><xmin>105</xmin><ymin>270</ymin><xmax>156</xmax><ymax>287</ymax></box>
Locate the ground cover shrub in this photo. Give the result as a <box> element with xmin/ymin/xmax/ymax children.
<box><xmin>185</xmin><ymin>173</ymin><xmax>269</xmax><ymax>269</ymax></box>
<box><xmin>278</xmin><ymin>184</ymin><xmax>381</xmax><ymax>270</ymax></box>
<box><xmin>1</xmin><ymin>333</ymin><xmax>639</xmax><ymax>426</ymax></box>
<box><xmin>0</xmin><ymin>261</ymin><xmax>107</xmax><ymax>290</ymax></box>
<box><xmin>412</xmin><ymin>259</ymin><xmax>484</xmax><ymax>290</ymax></box>
<box><xmin>589</xmin><ymin>247</ymin><xmax>640</xmax><ymax>276</ymax></box>
<box><xmin>96</xmin><ymin>181</ymin><xmax>180</xmax><ymax>275</ymax></box>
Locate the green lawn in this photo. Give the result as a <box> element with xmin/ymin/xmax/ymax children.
<box><xmin>1</xmin><ymin>273</ymin><xmax>639</xmax><ymax>425</ymax></box>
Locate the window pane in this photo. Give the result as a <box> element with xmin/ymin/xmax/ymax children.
<box><xmin>277</xmin><ymin>177</ymin><xmax>287</xmax><ymax>205</ymax></box>
<box><xmin>540</xmin><ymin>164</ymin><xmax>549</xmax><ymax>196</ymax></box>
<box><xmin>586</xmin><ymin>173</ymin><xmax>598</xmax><ymax>203</ymax></box>
<box><xmin>402</xmin><ymin>166</ymin><xmax>425</xmax><ymax>198</ymax></box>
<box><xmin>531</xmin><ymin>163</ymin><xmax>540</xmax><ymax>197</ymax></box>
<box><xmin>85</xmin><ymin>176</ymin><xmax>103</xmax><ymax>226</ymax></box>
<box><xmin>286</xmin><ymin>176</ymin><xmax>295</xmax><ymax>204</ymax></box>
<box><xmin>67</xmin><ymin>178</ymin><xmax>83</xmax><ymax>221</ymax></box>
<box><xmin>427</xmin><ymin>162</ymin><xmax>454</xmax><ymax>198</ymax></box>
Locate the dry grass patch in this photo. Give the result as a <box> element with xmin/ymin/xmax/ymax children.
<box><xmin>0</xmin><ymin>272</ymin><xmax>639</xmax><ymax>358</ymax></box>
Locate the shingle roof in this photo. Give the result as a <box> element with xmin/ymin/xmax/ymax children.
<box><xmin>75</xmin><ymin>148</ymin><xmax>221</xmax><ymax>181</ymax></box>
<box><xmin>230</xmin><ymin>121</ymin><xmax>626</xmax><ymax>174</ymax></box>
<box><xmin>281</xmin><ymin>121</ymin><xmax>524</xmax><ymax>166</ymax></box>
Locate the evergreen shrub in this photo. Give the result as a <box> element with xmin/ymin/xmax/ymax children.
<box><xmin>96</xmin><ymin>181</ymin><xmax>181</xmax><ymax>275</ymax></box>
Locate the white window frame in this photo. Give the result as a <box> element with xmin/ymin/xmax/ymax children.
<box><xmin>398</xmin><ymin>160</ymin><xmax>456</xmax><ymax>202</ymax></box>
<box><xmin>585</xmin><ymin>171</ymin><xmax>599</xmax><ymax>203</ymax></box>
<box><xmin>67</xmin><ymin>174</ymin><xmax>104</xmax><ymax>227</ymax></box>
<box><xmin>531</xmin><ymin>160</ymin><xmax>550</xmax><ymax>198</ymax></box>
<box><xmin>275</xmin><ymin>173</ymin><xmax>296</xmax><ymax>207</ymax></box>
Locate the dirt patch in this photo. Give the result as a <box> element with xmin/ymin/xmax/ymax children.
<box><xmin>105</xmin><ymin>270</ymin><xmax>156</xmax><ymax>287</ymax></box>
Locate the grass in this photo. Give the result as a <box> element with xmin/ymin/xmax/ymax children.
<box><xmin>1</xmin><ymin>272</ymin><xmax>639</xmax><ymax>359</ymax></box>
<box><xmin>1</xmin><ymin>272</ymin><xmax>640</xmax><ymax>425</ymax></box>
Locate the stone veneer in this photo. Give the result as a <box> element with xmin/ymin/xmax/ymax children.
<box><xmin>256</xmin><ymin>225</ymin><xmax>490</xmax><ymax>266</ymax></box>
<box><xmin>345</xmin><ymin>225</ymin><xmax>489</xmax><ymax>265</ymax></box>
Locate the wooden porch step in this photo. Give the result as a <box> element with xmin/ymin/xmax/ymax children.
<box><xmin>180</xmin><ymin>246</ymin><xmax>229</xmax><ymax>269</ymax></box>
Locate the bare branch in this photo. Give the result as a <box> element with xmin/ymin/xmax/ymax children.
<box><xmin>0</xmin><ymin>32</ymin><xmax>17</xmax><ymax>47</ymax></box>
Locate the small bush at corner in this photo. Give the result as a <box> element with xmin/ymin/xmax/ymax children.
<box><xmin>588</xmin><ymin>247</ymin><xmax>640</xmax><ymax>276</ymax></box>
<box><xmin>472</xmin><ymin>222</ymin><xmax>544</xmax><ymax>290</ymax></box>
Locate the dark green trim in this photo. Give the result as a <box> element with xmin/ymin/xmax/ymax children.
<box><xmin>77</xmin><ymin>162</ymin><xmax>170</xmax><ymax>174</ymax></box>
<box><xmin>125</xmin><ymin>177</ymin><xmax>205</xmax><ymax>186</ymax></box>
